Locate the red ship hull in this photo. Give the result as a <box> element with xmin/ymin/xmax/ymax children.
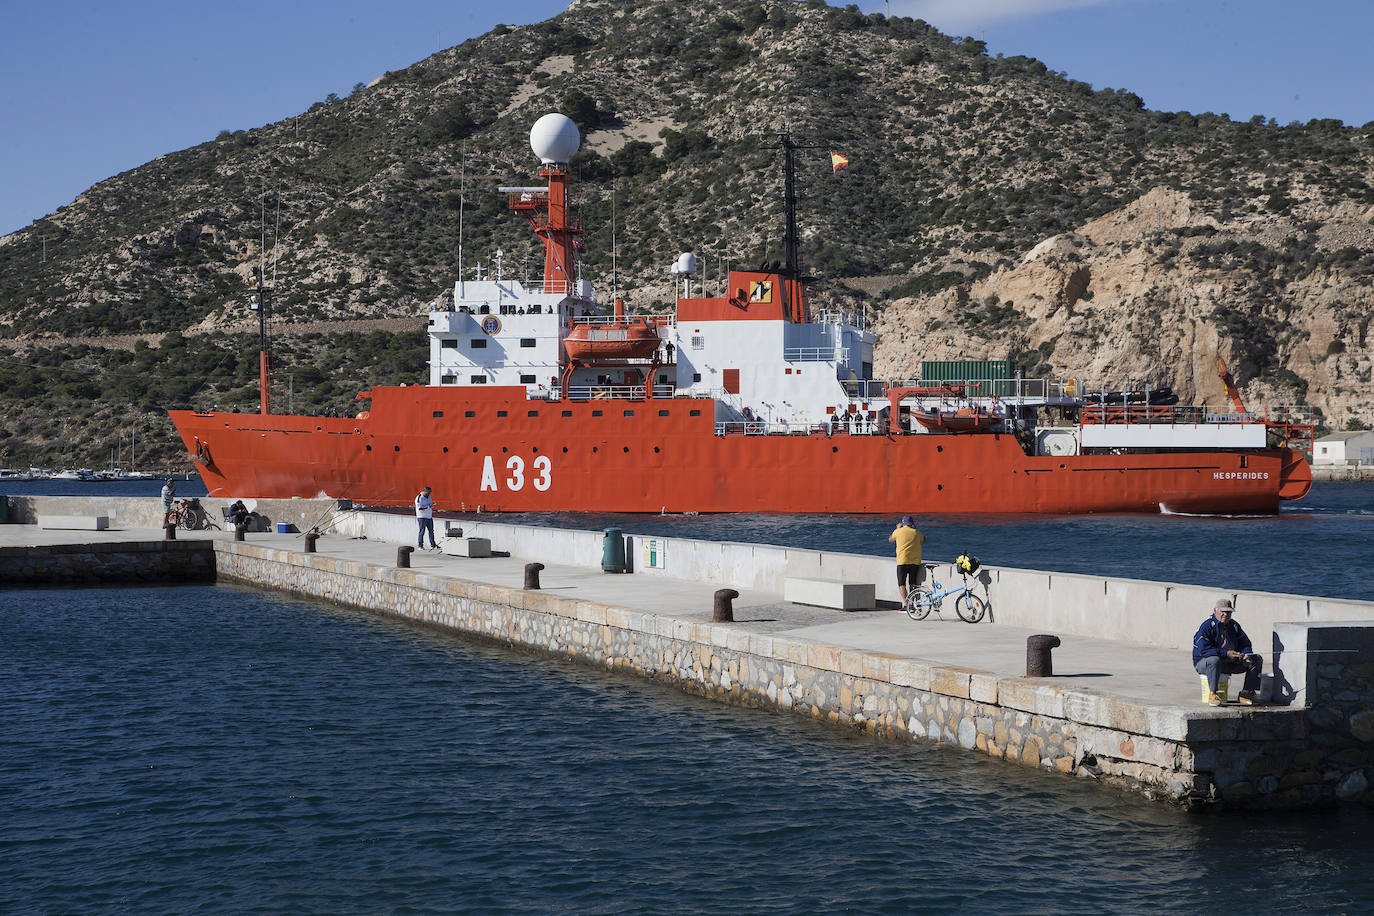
<box><xmin>171</xmin><ymin>386</ymin><xmax>1311</xmax><ymax>515</ymax></box>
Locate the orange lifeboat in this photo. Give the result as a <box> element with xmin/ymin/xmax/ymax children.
<box><xmin>911</xmin><ymin>406</ymin><xmax>1001</xmax><ymax>433</ymax></box>
<box><xmin>563</xmin><ymin>317</ymin><xmax>660</xmax><ymax>362</ymax></box>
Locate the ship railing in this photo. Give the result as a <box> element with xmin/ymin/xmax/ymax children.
<box><xmin>559</xmin><ymin>384</ymin><xmax>676</xmax><ymax>401</ymax></box>
<box><xmin>1082</xmin><ymin>404</ymin><xmax>1209</xmax><ymax>425</ymax></box>
<box><xmin>571</xmin><ymin>314</ymin><xmax>674</xmax><ymax>329</ymax></box>
<box><xmin>811</xmin><ymin>308</ymin><xmax>866</xmax><ymax>331</ymax></box>
<box><xmin>535</xmin><ymin>279</ymin><xmax>576</xmax><ymax>296</ymax></box>
<box><xmin>784</xmin><ymin>346</ymin><xmax>837</xmax><ymax>362</ymax></box>
<box><xmin>714</xmin><ymin>421</ymin><xmax>772</xmax><ymax>436</ymax></box>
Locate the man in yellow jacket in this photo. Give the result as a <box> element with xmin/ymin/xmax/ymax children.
<box><xmin>888</xmin><ymin>515</ymin><xmax>926</xmax><ymax>598</ymax></box>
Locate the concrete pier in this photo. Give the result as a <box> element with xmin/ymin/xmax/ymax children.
<box><xmin>3</xmin><ymin>496</ymin><xmax>1372</xmax><ymax>809</ymax></box>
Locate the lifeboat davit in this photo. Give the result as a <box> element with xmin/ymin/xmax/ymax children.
<box><xmin>563</xmin><ymin>318</ymin><xmax>660</xmax><ymax>362</ymax></box>
<box><xmin>911</xmin><ymin>406</ymin><xmax>1001</xmax><ymax>433</ymax></box>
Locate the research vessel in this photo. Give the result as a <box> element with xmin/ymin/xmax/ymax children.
<box><xmin>170</xmin><ymin>114</ymin><xmax>1313</xmax><ymax>514</ymax></box>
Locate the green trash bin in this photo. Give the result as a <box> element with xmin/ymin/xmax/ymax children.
<box><xmin>601</xmin><ymin>527</ymin><xmax>626</xmax><ymax>574</ymax></box>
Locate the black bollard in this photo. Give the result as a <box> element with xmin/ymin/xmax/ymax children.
<box><xmin>713</xmin><ymin>588</ymin><xmax>739</xmax><ymax>623</ymax></box>
<box><xmin>397</xmin><ymin>545</ymin><xmax>414</xmax><ymax>568</ymax></box>
<box><xmin>304</xmin><ymin>531</ymin><xmax>318</xmax><ymax>553</ymax></box>
<box><xmin>1026</xmin><ymin>634</ymin><xmax>1062</xmax><ymax>677</ymax></box>
<box><xmin>163</xmin><ymin>523</ymin><xmax>177</xmax><ymax>541</ymax></box>
<box><xmin>234</xmin><ymin>523</ymin><xmax>246</xmax><ymax>542</ymax></box>
<box><xmin>524</xmin><ymin>562</ymin><xmax>544</xmax><ymax>589</ymax></box>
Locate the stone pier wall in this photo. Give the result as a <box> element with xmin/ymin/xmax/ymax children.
<box><xmin>213</xmin><ymin>540</ymin><xmax>1359</xmax><ymax>809</ymax></box>
<box><xmin>0</xmin><ymin>541</ymin><xmax>215</xmax><ymax>586</ymax></box>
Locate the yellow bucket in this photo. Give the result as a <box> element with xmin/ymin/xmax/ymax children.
<box><xmin>1200</xmin><ymin>673</ymin><xmax>1229</xmax><ymax>702</ymax></box>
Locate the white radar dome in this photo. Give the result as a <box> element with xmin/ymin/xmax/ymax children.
<box><xmin>530</xmin><ymin>113</ymin><xmax>581</xmax><ymax>164</ymax></box>
<box><xmin>671</xmin><ymin>252</ymin><xmax>699</xmax><ymax>274</ymax></box>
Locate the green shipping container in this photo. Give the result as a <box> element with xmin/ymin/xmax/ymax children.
<box><xmin>920</xmin><ymin>360</ymin><xmax>1012</xmax><ymax>381</ymax></box>
<box><xmin>920</xmin><ymin>360</ymin><xmax>1012</xmax><ymax>396</ymax></box>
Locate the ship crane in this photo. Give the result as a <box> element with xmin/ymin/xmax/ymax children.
<box><xmin>1215</xmin><ymin>356</ymin><xmax>1249</xmax><ymax>415</ymax></box>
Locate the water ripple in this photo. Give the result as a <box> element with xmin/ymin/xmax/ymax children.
<box><xmin>2</xmin><ymin>584</ymin><xmax>1372</xmax><ymax>914</ymax></box>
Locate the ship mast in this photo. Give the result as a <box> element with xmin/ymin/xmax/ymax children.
<box><xmin>252</xmin><ymin>267</ymin><xmax>270</xmax><ymax>415</ymax></box>
<box><xmin>505</xmin><ymin>114</ymin><xmax>584</xmax><ymax>296</ymax></box>
<box><xmin>775</xmin><ymin>132</ymin><xmax>812</xmax><ymax>324</ymax></box>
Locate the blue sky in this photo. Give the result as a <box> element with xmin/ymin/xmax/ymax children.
<box><xmin>3</xmin><ymin>0</ymin><xmax>1372</xmax><ymax>237</ymax></box>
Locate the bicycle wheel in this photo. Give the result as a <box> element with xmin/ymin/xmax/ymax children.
<box><xmin>904</xmin><ymin>587</ymin><xmax>932</xmax><ymax>621</ymax></box>
<box><xmin>956</xmin><ymin>592</ymin><xmax>986</xmax><ymax>624</ymax></box>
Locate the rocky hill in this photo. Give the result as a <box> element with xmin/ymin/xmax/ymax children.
<box><xmin>1</xmin><ymin>0</ymin><xmax>1371</xmax><ymax>467</ymax></box>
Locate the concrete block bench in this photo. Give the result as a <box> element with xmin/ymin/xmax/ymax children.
<box><xmin>38</xmin><ymin>515</ymin><xmax>109</xmax><ymax>531</ymax></box>
<box><xmin>441</xmin><ymin>536</ymin><xmax>491</xmax><ymax>558</ymax></box>
<box><xmin>784</xmin><ymin>577</ymin><xmax>874</xmax><ymax>610</ymax></box>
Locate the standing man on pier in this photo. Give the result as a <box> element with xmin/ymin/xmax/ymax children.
<box><xmin>161</xmin><ymin>479</ymin><xmax>176</xmax><ymax>526</ymax></box>
<box><xmin>1193</xmin><ymin>598</ymin><xmax>1263</xmax><ymax>705</ymax></box>
<box><xmin>888</xmin><ymin>515</ymin><xmax>925</xmax><ymax>599</ymax></box>
<box><xmin>415</xmin><ymin>486</ymin><xmax>437</xmax><ymax>551</ymax></box>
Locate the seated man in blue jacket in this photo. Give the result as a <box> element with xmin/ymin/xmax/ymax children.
<box><xmin>1193</xmin><ymin>598</ymin><xmax>1263</xmax><ymax>706</ymax></box>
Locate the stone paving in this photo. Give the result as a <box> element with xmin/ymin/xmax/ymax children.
<box><xmin>0</xmin><ymin>523</ymin><xmax>1261</xmax><ymax>713</ymax></box>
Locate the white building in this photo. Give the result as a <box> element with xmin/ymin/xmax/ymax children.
<box><xmin>1313</xmin><ymin>430</ymin><xmax>1374</xmax><ymax>465</ymax></box>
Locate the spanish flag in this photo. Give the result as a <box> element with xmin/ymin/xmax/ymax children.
<box><xmin>830</xmin><ymin>152</ymin><xmax>849</xmax><ymax>172</ymax></box>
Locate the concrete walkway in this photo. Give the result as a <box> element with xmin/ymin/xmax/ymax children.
<box><xmin>1</xmin><ymin>523</ymin><xmax>1261</xmax><ymax>713</ymax></box>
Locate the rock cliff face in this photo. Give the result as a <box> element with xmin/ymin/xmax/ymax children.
<box><xmin>874</xmin><ymin>189</ymin><xmax>1374</xmax><ymax>425</ymax></box>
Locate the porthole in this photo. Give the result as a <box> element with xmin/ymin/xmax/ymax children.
<box><xmin>937</xmin><ymin>445</ymin><xmax>944</xmax><ymax>453</ymax></box>
<box><xmin>365</xmin><ymin>445</ymin><xmax>372</xmax><ymax>452</ymax></box>
<box><xmin>562</xmin><ymin>446</ymin><xmax>568</xmax><ymax>453</ymax></box>
<box><xmin>502</xmin><ymin>446</ymin><xmax>508</xmax><ymax>453</ymax></box>
<box><xmin>832</xmin><ymin>446</ymin><xmax>838</xmax><ymax>453</ymax></box>
<box><xmin>532</xmin><ymin>446</ymin><xmax>539</xmax><ymax>454</ymax></box>
<box><xmin>443</xmin><ymin>446</ymin><xmax>449</xmax><ymax>453</ymax></box>
<box><xmin>653</xmin><ymin>446</ymin><xmax>660</xmax><ymax>453</ymax></box>
<box><xmin>394</xmin><ymin>445</ymin><xmax>400</xmax><ymax>452</ymax></box>
<box><xmin>592</xmin><ymin>446</ymin><xmax>599</xmax><ymax>453</ymax></box>
<box><xmin>316</xmin><ymin>426</ymin><xmax>323</xmax><ymax>431</ymax></box>
<box><xmin>937</xmin><ymin>484</ymin><xmax>944</xmax><ymax>491</ymax></box>
<box><xmin>472</xmin><ymin>446</ymin><xmax>478</xmax><ymax>453</ymax></box>
<box><xmin>623</xmin><ymin>446</ymin><xmax>630</xmax><ymax>453</ymax></box>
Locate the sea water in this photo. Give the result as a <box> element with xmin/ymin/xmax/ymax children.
<box><xmin>4</xmin><ymin>479</ymin><xmax>1370</xmax><ymax>600</ymax></box>
<box><xmin>2</xmin><ymin>585</ymin><xmax>1372</xmax><ymax>914</ymax></box>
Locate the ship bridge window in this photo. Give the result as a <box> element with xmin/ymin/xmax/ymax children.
<box><xmin>520</xmin><ymin>338</ymin><xmax>536</xmax><ymax>348</ymax></box>
<box><xmin>470</xmin><ymin>376</ymin><xmax>487</xmax><ymax>384</ymax></box>
<box><xmin>520</xmin><ymin>374</ymin><xmax>536</xmax><ymax>384</ymax></box>
<box><xmin>441</xmin><ymin>339</ymin><xmax>458</xmax><ymax>349</ymax></box>
<box><xmin>470</xmin><ymin>339</ymin><xmax>487</xmax><ymax>348</ymax></box>
<box><xmin>441</xmin><ymin>374</ymin><xmax>456</xmax><ymax>384</ymax></box>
